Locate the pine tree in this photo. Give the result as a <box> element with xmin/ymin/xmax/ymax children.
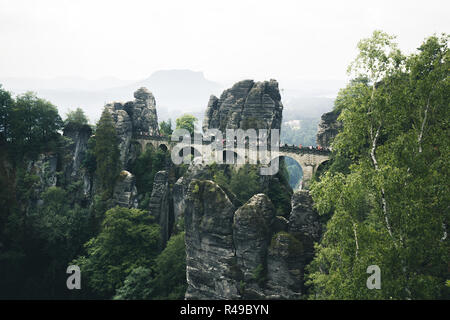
<box><xmin>94</xmin><ymin>108</ymin><xmax>121</xmax><ymax>196</ymax></box>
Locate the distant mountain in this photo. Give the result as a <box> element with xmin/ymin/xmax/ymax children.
<box><xmin>124</xmin><ymin>69</ymin><xmax>223</xmax><ymax>122</ymax></box>
<box><xmin>0</xmin><ymin>70</ymin><xmax>223</xmax><ymax>123</ymax></box>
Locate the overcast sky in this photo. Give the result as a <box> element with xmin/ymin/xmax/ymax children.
<box><xmin>0</xmin><ymin>0</ymin><xmax>449</xmax><ymax>88</ymax></box>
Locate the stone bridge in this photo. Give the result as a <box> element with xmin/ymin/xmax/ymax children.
<box><xmin>135</xmin><ymin>134</ymin><xmax>330</xmax><ymax>188</ymax></box>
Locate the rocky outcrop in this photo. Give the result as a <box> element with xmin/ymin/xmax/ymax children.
<box><xmin>105</xmin><ymin>103</ymin><xmax>133</xmax><ymax>168</ymax></box>
<box><xmin>26</xmin><ymin>154</ymin><xmax>59</xmax><ymax>208</ymax></box>
<box><xmin>27</xmin><ymin>154</ymin><xmax>58</xmax><ymax>190</ymax></box>
<box><xmin>265</xmin><ymin>231</ymin><xmax>303</xmax><ymax>299</ymax></box>
<box><xmin>105</xmin><ymin>87</ymin><xmax>160</xmax><ymax>169</ymax></box>
<box><xmin>127</xmin><ymin>87</ymin><xmax>159</xmax><ymax>135</ymax></box>
<box><xmin>113</xmin><ymin>170</ymin><xmax>138</xmax><ymax>208</ymax></box>
<box><xmin>173</xmin><ymin>161</ymin><xmax>213</xmax><ymax>229</ymax></box>
<box><xmin>149</xmin><ymin>170</ymin><xmax>171</xmax><ymax>247</ymax></box>
<box><xmin>203</xmin><ymin>79</ymin><xmax>283</xmax><ymax>132</ymax></box>
<box><xmin>233</xmin><ymin>194</ymin><xmax>274</xmax><ymax>280</ymax></box>
<box><xmin>184</xmin><ymin>177</ymin><xmax>321</xmax><ymax>299</ymax></box>
<box><xmin>62</xmin><ymin>124</ymin><xmax>93</xmax><ymax>196</ymax></box>
<box><xmin>233</xmin><ymin>194</ymin><xmax>275</xmax><ymax>298</ymax></box>
<box><xmin>316</xmin><ymin>109</ymin><xmax>342</xmax><ymax>148</ymax></box>
<box><xmin>289</xmin><ymin>190</ymin><xmax>322</xmax><ymax>257</ymax></box>
<box><xmin>265</xmin><ymin>191</ymin><xmax>321</xmax><ymax>299</ymax></box>
<box><xmin>63</xmin><ymin>124</ymin><xmax>92</xmax><ymax>179</ymax></box>
<box><xmin>184</xmin><ymin>179</ymin><xmax>239</xmax><ymax>299</ymax></box>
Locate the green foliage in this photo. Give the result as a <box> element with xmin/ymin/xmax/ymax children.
<box><xmin>2</xmin><ymin>91</ymin><xmax>63</xmax><ymax>160</ymax></box>
<box><xmin>175</xmin><ymin>114</ymin><xmax>197</xmax><ymax>136</ymax></box>
<box><xmin>0</xmin><ymin>88</ymin><xmax>97</xmax><ymax>298</ymax></box>
<box><xmin>159</xmin><ymin>119</ymin><xmax>173</xmax><ymax>137</ymax></box>
<box><xmin>33</xmin><ymin>187</ymin><xmax>91</xmax><ymax>281</ymax></box>
<box><xmin>64</xmin><ymin>108</ymin><xmax>89</xmax><ymax>128</ymax></box>
<box><xmin>0</xmin><ymin>179</ymin><xmax>92</xmax><ymax>298</ymax></box>
<box><xmin>211</xmin><ymin>164</ymin><xmax>260</xmax><ymax>204</ymax></box>
<box><xmin>267</xmin><ymin>160</ymin><xmax>293</xmax><ymax>215</ymax></box>
<box><xmin>147</xmin><ymin>232</ymin><xmax>187</xmax><ymax>299</ymax></box>
<box><xmin>252</xmin><ymin>264</ymin><xmax>267</xmax><ymax>287</ymax></box>
<box><xmin>307</xmin><ymin>32</ymin><xmax>449</xmax><ymax>299</ymax></box>
<box><xmin>228</xmin><ymin>165</ymin><xmax>261</xmax><ymax>203</ymax></box>
<box><xmin>114</xmin><ymin>232</ymin><xmax>187</xmax><ymax>300</ymax></box>
<box><xmin>94</xmin><ymin>108</ymin><xmax>121</xmax><ymax>195</ymax></box>
<box><xmin>210</xmin><ymin>162</ymin><xmax>292</xmax><ymax>216</ymax></box>
<box><xmin>112</xmin><ymin>266</ymin><xmax>153</xmax><ymax>300</ymax></box>
<box><xmin>281</xmin><ymin>118</ymin><xmax>319</xmax><ymax>147</ymax></box>
<box><xmin>73</xmin><ymin>206</ymin><xmax>161</xmax><ymax>298</ymax></box>
<box><xmin>33</xmin><ymin>187</ymin><xmax>91</xmax><ymax>251</ymax></box>
<box><xmin>133</xmin><ymin>146</ymin><xmax>169</xmax><ymax>197</ymax></box>
<box><xmin>82</xmin><ymin>135</ymin><xmax>97</xmax><ymax>175</ymax></box>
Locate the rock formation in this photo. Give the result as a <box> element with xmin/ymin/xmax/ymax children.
<box><xmin>184</xmin><ymin>179</ymin><xmax>239</xmax><ymax>299</ymax></box>
<box><xmin>233</xmin><ymin>194</ymin><xmax>275</xmax><ymax>298</ymax></box>
<box><xmin>105</xmin><ymin>87</ymin><xmax>159</xmax><ymax>169</ymax></box>
<box><xmin>316</xmin><ymin>109</ymin><xmax>342</xmax><ymax>148</ymax></box>
<box><xmin>148</xmin><ymin>170</ymin><xmax>171</xmax><ymax>247</ymax></box>
<box><xmin>63</xmin><ymin>124</ymin><xmax>93</xmax><ymax>196</ymax></box>
<box><xmin>105</xmin><ymin>102</ymin><xmax>133</xmax><ymax>168</ymax></box>
<box><xmin>289</xmin><ymin>191</ymin><xmax>322</xmax><ymax>254</ymax></box>
<box><xmin>265</xmin><ymin>190</ymin><xmax>322</xmax><ymax>299</ymax></box>
<box><xmin>127</xmin><ymin>87</ymin><xmax>159</xmax><ymax>135</ymax></box>
<box><xmin>25</xmin><ymin>154</ymin><xmax>59</xmax><ymax>209</ymax></box>
<box><xmin>203</xmin><ymin>79</ymin><xmax>283</xmax><ymax>133</ymax></box>
<box><xmin>112</xmin><ymin>170</ymin><xmax>138</xmax><ymax>208</ymax></box>
<box><xmin>184</xmin><ymin>177</ymin><xmax>321</xmax><ymax>299</ymax></box>
<box><xmin>173</xmin><ymin>161</ymin><xmax>213</xmax><ymax>230</ymax></box>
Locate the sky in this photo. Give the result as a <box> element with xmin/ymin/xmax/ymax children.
<box><xmin>0</xmin><ymin>0</ymin><xmax>449</xmax><ymax>88</ymax></box>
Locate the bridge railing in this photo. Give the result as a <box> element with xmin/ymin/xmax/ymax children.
<box><xmin>133</xmin><ymin>133</ymin><xmax>170</xmax><ymax>141</ymax></box>
<box><xmin>279</xmin><ymin>144</ymin><xmax>331</xmax><ymax>155</ymax></box>
<box><xmin>133</xmin><ymin>132</ymin><xmax>331</xmax><ymax>155</ymax></box>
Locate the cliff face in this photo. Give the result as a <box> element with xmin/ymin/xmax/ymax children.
<box><xmin>113</xmin><ymin>170</ymin><xmax>138</xmax><ymax>208</ymax></box>
<box><xmin>184</xmin><ymin>179</ymin><xmax>239</xmax><ymax>299</ymax></box>
<box><xmin>184</xmin><ymin>178</ymin><xmax>321</xmax><ymax>299</ymax></box>
<box><xmin>316</xmin><ymin>109</ymin><xmax>342</xmax><ymax>148</ymax></box>
<box><xmin>148</xmin><ymin>170</ymin><xmax>171</xmax><ymax>247</ymax></box>
<box><xmin>203</xmin><ymin>79</ymin><xmax>283</xmax><ymax>132</ymax></box>
<box><xmin>23</xmin><ymin>153</ymin><xmax>59</xmax><ymax>211</ymax></box>
<box><xmin>62</xmin><ymin>124</ymin><xmax>93</xmax><ymax>196</ymax></box>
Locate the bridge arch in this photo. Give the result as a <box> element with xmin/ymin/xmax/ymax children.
<box><xmin>315</xmin><ymin>159</ymin><xmax>330</xmax><ymax>179</ymax></box>
<box><xmin>158</xmin><ymin>143</ymin><xmax>168</xmax><ymax>152</ymax></box>
<box><xmin>178</xmin><ymin>146</ymin><xmax>202</xmax><ymax>159</ymax></box>
<box><xmin>272</xmin><ymin>150</ymin><xmax>330</xmax><ymax>189</ymax></box>
<box><xmin>268</xmin><ymin>155</ymin><xmax>304</xmax><ymax>190</ymax></box>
